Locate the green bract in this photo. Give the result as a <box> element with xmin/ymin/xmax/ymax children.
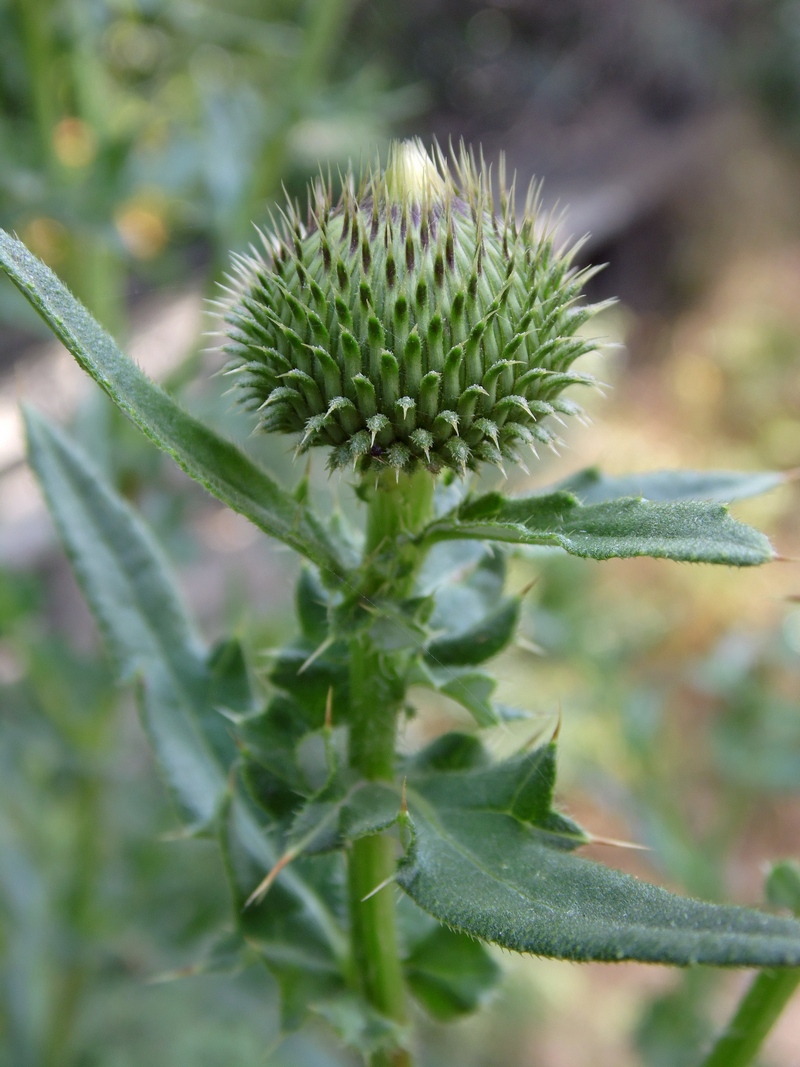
<box><xmin>221</xmin><ymin>139</ymin><xmax>603</xmax><ymax>475</ymax></box>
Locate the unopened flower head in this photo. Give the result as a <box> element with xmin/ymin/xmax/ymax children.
<box><xmin>220</xmin><ymin>139</ymin><xmax>604</xmax><ymax>476</ymax></box>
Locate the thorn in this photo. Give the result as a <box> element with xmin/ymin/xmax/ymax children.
<box><xmin>774</xmin><ymin>554</ymin><xmax>799</xmax><ymax>563</ymax></box>
<box><xmin>245</xmin><ymin>847</ymin><xmax>298</xmax><ymax>908</ymax></box>
<box><xmin>516</xmin><ymin>635</ymin><xmax>547</xmax><ymax>657</ymax></box>
<box><xmin>517</xmin><ymin>576</ymin><xmax>540</xmax><ymax>599</ymax></box>
<box><xmin>401</xmin><ymin>777</ymin><xmax>408</xmax><ymax>816</ymax></box>
<box><xmin>551</xmin><ymin>701</ymin><xmax>562</xmax><ymax>744</ymax></box>
<box><xmin>361</xmin><ymin>874</ymin><xmax>398</xmax><ymax>902</ymax></box>
<box><xmin>520</xmin><ymin>721</ymin><xmax>553</xmax><ymax>752</ymax></box>
<box><xmin>147</xmin><ymin>964</ymin><xmax>203</xmax><ymax>985</ymax></box>
<box><xmin>298</xmin><ymin>634</ymin><xmax>335</xmax><ymax>674</ymax></box>
<box><xmin>325</xmin><ymin>686</ymin><xmax>333</xmax><ymax>729</ymax></box>
<box><xmin>587</xmin><ymin>833</ymin><xmax>651</xmax><ymax>851</ymax></box>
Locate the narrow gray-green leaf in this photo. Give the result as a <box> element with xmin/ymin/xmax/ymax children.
<box><xmin>424</xmin><ymin>491</ymin><xmax>774</xmax><ymax>566</ymax></box>
<box><xmin>25</xmin><ymin>409</ymin><xmax>347</xmax><ymax>1013</ymax></box>
<box><xmin>25</xmin><ymin>407</ymin><xmax>227</xmax><ymax>823</ymax></box>
<box><xmin>1</xmin><ymin>230</ymin><xmax>345</xmax><ymax>577</ymax></box>
<box><xmin>397</xmin><ymin>755</ymin><xmax>800</xmax><ymax>967</ymax></box>
<box><xmin>553</xmin><ymin>467</ymin><xmax>788</xmax><ymax>505</ymax></box>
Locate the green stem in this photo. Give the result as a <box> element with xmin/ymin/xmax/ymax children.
<box><xmin>347</xmin><ymin>637</ymin><xmax>409</xmax><ymax>1066</ymax></box>
<box><xmin>360</xmin><ymin>468</ymin><xmax>434</xmax><ymax>599</ymax></box>
<box><xmin>698</xmin><ymin>969</ymin><xmax>800</xmax><ymax>1067</ymax></box>
<box><xmin>346</xmin><ymin>471</ymin><xmax>435</xmax><ymax>1067</ymax></box>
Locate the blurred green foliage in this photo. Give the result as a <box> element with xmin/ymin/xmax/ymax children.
<box><xmin>0</xmin><ymin>560</ymin><xmax>359</xmax><ymax>1066</ymax></box>
<box><xmin>0</xmin><ymin>0</ymin><xmax>415</xmax><ymax>341</ymax></box>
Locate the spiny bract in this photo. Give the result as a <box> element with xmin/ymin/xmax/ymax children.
<box><xmin>220</xmin><ymin>139</ymin><xmax>605</xmax><ymax>476</ymax></box>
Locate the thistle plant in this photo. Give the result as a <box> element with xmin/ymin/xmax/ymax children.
<box><xmin>2</xmin><ymin>140</ymin><xmax>800</xmax><ymax>1067</ymax></box>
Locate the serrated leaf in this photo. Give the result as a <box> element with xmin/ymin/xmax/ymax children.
<box><xmin>339</xmin><ymin>782</ymin><xmax>401</xmax><ymax>842</ymax></box>
<box><xmin>424</xmin><ymin>490</ymin><xmax>774</xmax><ymax>566</ymax></box>
<box><xmin>2</xmin><ymin>232</ymin><xmax>345</xmax><ymax>577</ymax></box>
<box><xmin>553</xmin><ymin>467</ymin><xmax>787</xmax><ymax>505</ymax></box>
<box><xmin>368</xmin><ymin>600</ymin><xmax>430</xmax><ymax>653</ymax></box>
<box><xmin>397</xmin><ymin>744</ymin><xmax>800</xmax><ymax>966</ymax></box>
<box><xmin>269</xmin><ymin>639</ymin><xmax>349</xmax><ymax>719</ymax></box>
<box><xmin>417</xmin><ymin>539</ymin><xmax>492</xmax><ymax>595</ymax></box>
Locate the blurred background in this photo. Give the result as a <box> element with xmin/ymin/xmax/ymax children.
<box><xmin>2</xmin><ymin>1</ymin><xmax>800</xmax><ymax>1064</ymax></box>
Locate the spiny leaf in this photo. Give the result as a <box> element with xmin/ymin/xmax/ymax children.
<box><xmin>25</xmin><ymin>407</ymin><xmax>228</xmax><ymax>823</ymax></box>
<box><xmin>423</xmin><ymin>490</ymin><xmax>775</xmax><ymax>566</ymax></box>
<box><xmin>396</xmin><ymin>744</ymin><xmax>800</xmax><ymax>967</ymax></box>
<box><xmin>25</xmin><ymin>409</ymin><xmax>348</xmax><ymax>1026</ymax></box>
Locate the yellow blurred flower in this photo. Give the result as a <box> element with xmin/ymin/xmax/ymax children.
<box><xmin>53</xmin><ymin>117</ymin><xmax>98</xmax><ymax>169</ymax></box>
<box><xmin>114</xmin><ymin>198</ymin><xmax>168</xmax><ymax>259</ymax></box>
<box><xmin>21</xmin><ymin>217</ymin><xmax>69</xmax><ymax>266</ymax></box>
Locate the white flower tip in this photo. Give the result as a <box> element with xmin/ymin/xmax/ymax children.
<box><xmin>385</xmin><ymin>139</ymin><xmax>446</xmax><ymax>203</ymax></box>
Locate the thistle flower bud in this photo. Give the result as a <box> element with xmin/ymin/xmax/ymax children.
<box><xmin>221</xmin><ymin>139</ymin><xmax>604</xmax><ymax>475</ymax></box>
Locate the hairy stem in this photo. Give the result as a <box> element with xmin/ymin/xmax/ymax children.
<box><xmin>348</xmin><ymin>637</ymin><xmax>409</xmax><ymax>1065</ymax></box>
<box><xmin>346</xmin><ymin>470</ymin><xmax>435</xmax><ymax>1066</ymax></box>
<box><xmin>698</xmin><ymin>969</ymin><xmax>800</xmax><ymax>1067</ymax></box>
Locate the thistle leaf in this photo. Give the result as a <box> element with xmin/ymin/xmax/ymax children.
<box><xmin>25</xmin><ymin>409</ymin><xmax>349</xmax><ymax>1026</ymax></box>
<box><xmin>397</xmin><ymin>743</ymin><xmax>800</xmax><ymax>967</ymax></box>
<box><xmin>424</xmin><ymin>491</ymin><xmax>774</xmax><ymax>566</ymax></box>
<box><xmin>25</xmin><ymin>408</ymin><xmax>229</xmax><ymax>823</ymax></box>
